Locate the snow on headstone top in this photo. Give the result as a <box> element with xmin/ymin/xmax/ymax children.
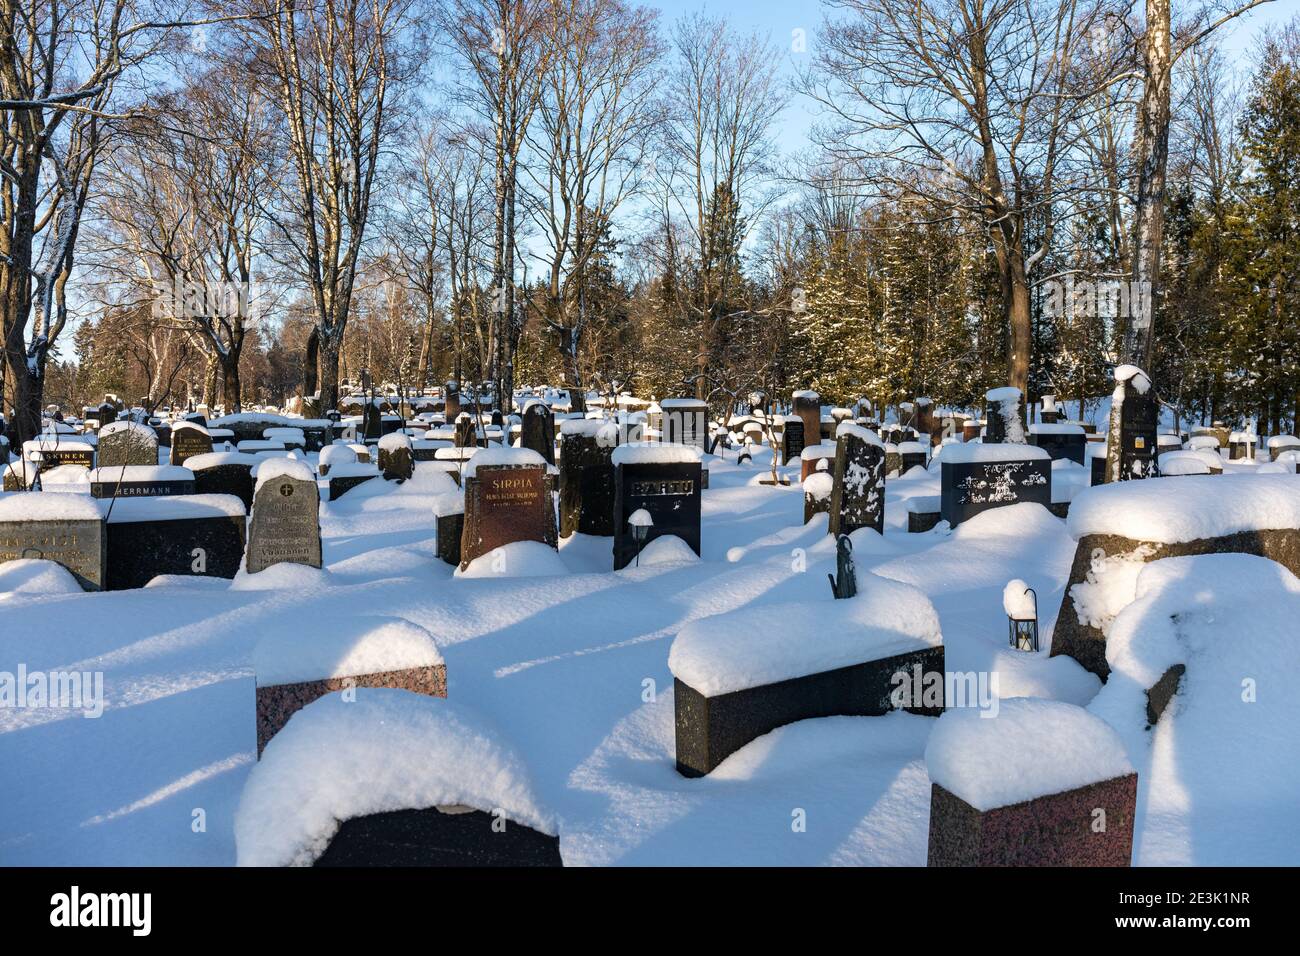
<box><xmin>940</xmin><ymin>443</ymin><xmax>1050</xmax><ymax>464</ymax></box>
<box><xmin>985</xmin><ymin>386</ymin><xmax>1022</xmax><ymax>402</ymax></box>
<box><xmin>253</xmin><ymin>615</ymin><xmax>443</xmax><ymax>687</ymax></box>
<box><xmin>88</xmin><ymin>465</ymin><xmax>192</xmax><ymax>482</ymax></box>
<box><xmin>1112</xmin><ymin>364</ymin><xmax>1151</xmax><ymax>394</ymax></box>
<box><xmin>378</xmin><ymin>431</ymin><xmax>413</xmax><ymax>451</ymax></box>
<box><xmin>610</xmin><ymin>442</ymin><xmax>702</xmax><ymax>466</ymax></box>
<box><xmin>104</xmin><ymin>493</ymin><xmax>246</xmax><ymax>523</ymax></box>
<box><xmin>668</xmin><ymin>573</ymin><xmax>941</xmax><ymax>696</ymax></box>
<box><xmin>184</xmin><ymin>451</ymin><xmax>260</xmax><ymax>470</ymax></box>
<box><xmin>252</xmin><ymin>457</ymin><xmax>316</xmax><ymax>491</ymax></box>
<box><xmin>834</xmin><ymin>421</ymin><xmax>883</xmax><ymax>447</ymax></box>
<box><xmin>559</xmin><ymin>418</ymin><xmax>619</xmax><ymax>442</ymax></box>
<box><xmin>1067</xmin><ymin>473</ymin><xmax>1300</xmax><ymax>544</ymax></box>
<box><xmin>0</xmin><ymin>493</ymin><xmax>104</xmax><ymax>522</ymax></box>
<box><xmin>98</xmin><ymin>420</ymin><xmax>155</xmax><ymax>439</ymax></box>
<box><xmin>461</xmin><ymin>446</ymin><xmax>546</xmax><ymax>479</ymax></box>
<box><xmin>926</xmin><ymin>699</ymin><xmax>1132</xmax><ymax>811</ymax></box>
<box><xmin>803</xmin><ymin>472</ymin><xmax>833</xmax><ymax>501</ymax></box>
<box><xmin>234</xmin><ymin>690</ymin><xmax>556</xmax><ymax>866</ymax></box>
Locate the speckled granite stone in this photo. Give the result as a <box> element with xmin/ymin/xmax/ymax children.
<box><xmin>255</xmin><ymin>664</ymin><xmax>447</xmax><ymax>756</ymax></box>
<box><xmin>926</xmin><ymin>774</ymin><xmax>1137</xmax><ymax>867</ymax></box>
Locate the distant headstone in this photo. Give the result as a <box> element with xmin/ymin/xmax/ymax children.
<box><xmin>781</xmin><ymin>417</ymin><xmax>806</xmax><ymax>465</ymax></box>
<box><xmin>376</xmin><ymin>435</ymin><xmax>414</xmax><ymax>481</ymax></box>
<box><xmin>828</xmin><ymin>428</ymin><xmax>886</xmax><ymax>537</ymax></box>
<box><xmin>984</xmin><ymin>387</ymin><xmax>1027</xmax><ymax>443</ymax></box>
<box><xmin>1105</xmin><ymin>368</ymin><xmax>1158</xmax><ymax>482</ymax></box>
<box><xmin>444</xmin><ymin>383</ymin><xmax>462</xmax><ymax>422</ymax></box>
<box><xmin>362</xmin><ymin>403</ymin><xmax>383</xmax><ymax>442</ymax></box>
<box><xmin>97</xmin><ymin>422</ymin><xmax>158</xmax><ymax>468</ymax></box>
<box><xmin>169</xmin><ymin>422</ymin><xmax>214</xmax><ymax>466</ymax></box>
<box><xmin>1029</xmin><ymin>424</ymin><xmax>1086</xmax><ymax>465</ymax></box>
<box><xmin>661</xmin><ymin>399</ymin><xmax>709</xmax><ymax>450</ymax></box>
<box><xmin>190</xmin><ymin>455</ymin><xmax>256</xmax><ymax>511</ymax></box>
<box><xmin>521</xmin><ymin>403</ymin><xmax>556</xmax><ymax>465</ymax></box>
<box><xmin>792</xmin><ymin>392</ymin><xmax>821</xmax><ymax>450</ymax></box>
<box><xmin>453</xmin><ymin>414</ymin><xmax>476</xmax><ymax>449</ymax></box>
<box><xmin>245</xmin><ymin>472</ymin><xmax>322</xmax><ymax>573</ymax></box>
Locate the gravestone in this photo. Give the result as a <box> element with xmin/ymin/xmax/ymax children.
<box><xmin>459</xmin><ymin>464</ymin><xmax>556</xmax><ymax>569</ymax></box>
<box><xmin>104</xmin><ymin>496</ymin><xmax>246</xmax><ymax>590</ymax></box>
<box><xmin>362</xmin><ymin>403</ymin><xmax>383</xmax><ymax>442</ymax></box>
<box><xmin>1029</xmin><ymin>423</ymin><xmax>1086</xmax><ymax>465</ymax></box>
<box><xmin>559</xmin><ymin>424</ymin><xmax>617</xmax><ymax>537</ymax></box>
<box><xmin>984</xmin><ymin>387</ymin><xmax>1027</xmax><ymax>443</ymax></box>
<box><xmin>97</xmin><ymin>422</ymin><xmax>158</xmax><ymax>468</ymax></box>
<box><xmin>521</xmin><ymin>403</ymin><xmax>556</xmax><ymax>465</ymax></box>
<box><xmin>315</xmin><ymin>807</ymin><xmax>562</xmax><ymax>867</ymax></box>
<box><xmin>792</xmin><ymin>391</ymin><xmax>821</xmax><ymax>450</ymax></box>
<box><xmin>899</xmin><ymin>441</ymin><xmax>928</xmax><ymax>473</ymax></box>
<box><xmin>376</xmin><ymin>435</ymin><xmax>414</xmax><ymax>481</ymax></box>
<box><xmin>828</xmin><ymin>426</ymin><xmax>886</xmax><ymax>537</ymax></box>
<box><xmin>661</xmin><ymin>398</ymin><xmax>709</xmax><ymax>450</ymax></box>
<box><xmin>89</xmin><ymin>465</ymin><xmax>195</xmax><ymax>499</ymax></box>
<box><xmin>780</xmin><ymin>416</ymin><xmax>805</xmax><ymax>465</ymax></box>
<box><xmin>0</xmin><ymin>499</ymin><xmax>107</xmax><ymax>590</ymax></box>
<box><xmin>24</xmin><ymin>440</ymin><xmax>96</xmax><ymax>472</ymax></box>
<box><xmin>612</xmin><ymin>452</ymin><xmax>702</xmax><ymax>570</ymax></box>
<box><xmin>454</xmin><ymin>414</ymin><xmax>477</xmax><ymax>449</ymax></box>
<box><xmin>189</xmin><ymin>453</ymin><xmax>257</xmax><ymax>511</ymax></box>
<box><xmin>1105</xmin><ymin>368</ymin><xmax>1158</xmax><ymax>482</ymax></box>
<box><xmin>245</xmin><ymin>470</ymin><xmax>322</xmax><ymax>573</ymax></box>
<box><xmin>444</xmin><ymin>382</ymin><xmax>462</xmax><ymax>422</ymax></box>
<box><xmin>940</xmin><ymin>446</ymin><xmax>1052</xmax><ymax>528</ymax></box>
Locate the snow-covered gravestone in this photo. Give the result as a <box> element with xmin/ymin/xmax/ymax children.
<box><xmin>169</xmin><ymin>421</ymin><xmax>213</xmax><ymax>466</ymax></box>
<box><xmin>983</xmin><ymin>386</ymin><xmax>1027</xmax><ymax>443</ymax></box>
<box><xmin>803</xmin><ymin>467</ymin><xmax>833</xmax><ymax>524</ymax></box>
<box><xmin>458</xmin><ymin>448</ymin><xmax>556</xmax><ymax>571</ymax></box>
<box><xmin>799</xmin><ymin>442</ymin><xmax>835</xmax><ymax>481</ymax></box>
<box><xmin>792</xmin><ymin>390</ymin><xmax>821</xmax><ymax>448</ymax></box>
<box><xmin>1050</xmin><ymin>474</ymin><xmax>1300</xmax><ymax>680</ymax></box>
<box><xmin>611</xmin><ymin>443</ymin><xmax>702</xmax><ymax>570</ymax></box>
<box><xmin>520</xmin><ymin>401</ymin><xmax>556</xmax><ymax>466</ymax></box>
<box><xmin>661</xmin><ymin>397</ymin><xmax>709</xmax><ymax>450</ymax></box>
<box><xmin>925</xmin><ymin>700</ymin><xmax>1136</xmax><ymax>867</ymax></box>
<box><xmin>1105</xmin><ymin>365</ymin><xmax>1158</xmax><ymax>482</ymax></box>
<box><xmin>1029</xmin><ymin>422</ymin><xmax>1087</xmax><ymax>465</ymax></box>
<box><xmin>89</xmin><ymin>464</ymin><xmax>195</xmax><ymax>499</ymax></box>
<box><xmin>235</xmin><ymin>692</ymin><xmax>562</xmax><ymax>866</ymax></box>
<box><xmin>1268</xmin><ymin>435</ymin><xmax>1300</xmax><ymax>462</ymax></box>
<box><xmin>96</xmin><ymin>421</ymin><xmax>158</xmax><ymax>468</ymax></box>
<box><xmin>104</xmin><ymin>494</ymin><xmax>246</xmax><ymax>590</ymax></box>
<box><xmin>245</xmin><ymin>459</ymin><xmax>322</xmax><ymax>574</ymax></box>
<box><xmin>828</xmin><ymin>423</ymin><xmax>886</xmax><ymax>538</ymax></box>
<box><xmin>376</xmin><ymin>432</ymin><xmax>414</xmax><ymax>481</ymax></box>
<box><xmin>939</xmin><ymin>443</ymin><xmax>1051</xmax><ymax>528</ymax></box>
<box><xmin>23</xmin><ymin>437</ymin><xmax>96</xmax><ymax>473</ymax></box>
<box><xmin>780</xmin><ymin>415</ymin><xmax>805</xmax><ymax>465</ymax></box>
<box><xmin>252</xmin><ymin>617</ymin><xmax>447</xmax><ymax>756</ymax></box>
<box><xmin>668</xmin><ymin>575</ymin><xmax>944</xmax><ymax>777</ymax></box>
<box><xmin>188</xmin><ymin>451</ymin><xmax>258</xmax><ymax>511</ymax></box>
<box><xmin>0</xmin><ymin>494</ymin><xmax>106</xmax><ymax>590</ymax></box>
<box><xmin>558</xmin><ymin>419</ymin><xmax>619</xmax><ymax>538</ymax></box>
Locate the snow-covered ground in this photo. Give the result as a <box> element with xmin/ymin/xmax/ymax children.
<box><xmin>1</xmin><ymin>445</ymin><xmax>1296</xmax><ymax>865</ymax></box>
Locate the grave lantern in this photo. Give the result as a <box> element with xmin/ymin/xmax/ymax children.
<box><xmin>1004</xmin><ymin>579</ymin><xmax>1039</xmax><ymax>652</ymax></box>
<box><xmin>628</xmin><ymin>508</ymin><xmax>653</xmax><ymax>566</ymax></box>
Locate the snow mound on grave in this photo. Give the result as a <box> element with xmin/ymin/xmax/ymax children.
<box><xmin>668</xmin><ymin>574</ymin><xmax>941</xmax><ymax>696</ymax></box>
<box><xmin>252</xmin><ymin>457</ymin><xmax>316</xmax><ymax>491</ymax></box>
<box><xmin>1088</xmin><ymin>554</ymin><xmax>1300</xmax><ymax>853</ymax></box>
<box><xmin>232</xmin><ymin>562</ymin><xmax>334</xmax><ymax>591</ymax></box>
<box><xmin>235</xmin><ymin>690</ymin><xmax>556</xmax><ymax>865</ymax></box>
<box><xmin>925</xmin><ymin>699</ymin><xmax>1132</xmax><ymax>811</ymax></box>
<box><xmin>0</xmin><ymin>559</ymin><xmax>83</xmax><ymax>600</ymax></box>
<box><xmin>949</xmin><ymin>500</ymin><xmax>1059</xmax><ymax>542</ymax></box>
<box><xmin>183</xmin><ymin>452</ymin><xmax>259</xmax><ymax>470</ymax></box>
<box><xmin>834</xmin><ymin>421</ymin><xmax>882</xmax><ymax>446</ymax></box>
<box><xmin>37</xmin><ymin>464</ymin><xmax>91</xmax><ymax>487</ymax></box>
<box><xmin>378</xmin><ymin>432</ymin><xmax>412</xmax><ymax>451</ymax></box>
<box><xmin>254</xmin><ymin>615</ymin><xmax>444</xmax><ymax>686</ymax></box>
<box><xmin>0</xmin><ymin>493</ymin><xmax>103</xmax><ymax>521</ymax></box>
<box><xmin>559</xmin><ymin>418</ymin><xmax>619</xmax><ymax>443</ymax></box>
<box><xmin>455</xmin><ymin>540</ymin><xmax>566</xmax><ymax>579</ymax></box>
<box><xmin>803</xmin><ymin>471</ymin><xmax>833</xmax><ymax>501</ymax></box>
<box><xmin>461</xmin><ymin>446</ymin><xmax>546</xmax><ymax>479</ymax></box>
<box><xmin>632</xmin><ymin>534</ymin><xmax>699</xmax><ymax>567</ymax></box>
<box><xmin>98</xmin><ymin>420</ymin><xmax>155</xmax><ymax>439</ymax></box>
<box><xmin>318</xmin><ymin>444</ymin><xmax>357</xmax><ymax>468</ymax></box>
<box><xmin>400</xmin><ymin>466</ymin><xmax>458</xmax><ymax>496</ymax></box>
<box><xmin>611</xmin><ymin>442</ymin><xmax>702</xmax><ymax>466</ymax></box>
<box><xmin>1067</xmin><ymin>474</ymin><xmax>1300</xmax><ymax>544</ymax></box>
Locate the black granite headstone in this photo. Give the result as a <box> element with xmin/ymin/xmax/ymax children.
<box><xmin>612</xmin><ymin>461</ymin><xmax>702</xmax><ymax>570</ymax></box>
<box><xmin>828</xmin><ymin>431</ymin><xmax>886</xmax><ymax>537</ymax></box>
<box><xmin>521</xmin><ymin>403</ymin><xmax>556</xmax><ymax>466</ymax></box>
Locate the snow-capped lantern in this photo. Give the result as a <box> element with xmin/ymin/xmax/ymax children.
<box><xmin>628</xmin><ymin>508</ymin><xmax>653</xmax><ymax>566</ymax></box>
<box><xmin>1003</xmin><ymin>579</ymin><xmax>1038</xmax><ymax>652</ymax></box>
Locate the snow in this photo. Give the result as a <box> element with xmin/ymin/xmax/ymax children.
<box><xmin>610</xmin><ymin>442</ymin><xmax>702</xmax><ymax>466</ymax></box>
<box><xmin>985</xmin><ymin>386</ymin><xmax>1022</xmax><ymax>402</ymax></box>
<box><xmin>37</xmin><ymin>464</ymin><xmax>90</xmax><ymax>486</ymax></box>
<box><xmin>318</xmin><ymin>445</ymin><xmax>356</xmax><ymax>468</ymax></box>
<box><xmin>184</xmin><ymin>452</ymin><xmax>260</xmax><ymax>470</ymax></box>
<box><xmin>632</xmin><ymin>535</ymin><xmax>699</xmax><ymax>567</ymax></box>
<box><xmin>455</xmin><ymin>541</ymin><xmax>567</xmax><ymax>579</ymax></box>
<box><xmin>560</xmin><ymin>419</ymin><xmax>619</xmax><ymax>442</ymax></box>
<box><xmin>668</xmin><ymin>575</ymin><xmax>941</xmax><ymax>696</ymax></box>
<box><xmin>232</xmin><ymin>563</ymin><xmax>335</xmax><ymax>591</ymax></box>
<box><xmin>627</xmin><ymin>507</ymin><xmax>653</xmax><ymax>527</ymax></box>
<box><xmin>1028</xmin><ymin>423</ymin><xmax>1084</xmax><ymax>435</ymax></box>
<box><xmin>1113</xmin><ymin>364</ymin><xmax>1151</xmax><ymax>393</ymax></box>
<box><xmin>659</xmin><ymin>398</ymin><xmax>708</xmax><ymax>409</ymax></box>
<box><xmin>235</xmin><ymin>691</ymin><xmax>555</xmax><ymax>865</ymax></box>
<box><xmin>461</xmin><ymin>447</ymin><xmax>546</xmax><ymax>479</ymax></box>
<box><xmin>799</xmin><ymin>443</ymin><xmax>836</xmax><ymax>461</ymax></box>
<box><xmin>803</xmin><ymin>472</ymin><xmax>833</xmax><ymax>501</ymax></box>
<box><xmin>1158</xmin><ymin>451</ymin><xmax>1211</xmax><ymax>476</ymax></box>
<box><xmin>1267</xmin><ymin>435</ymin><xmax>1299</xmax><ymax>449</ymax></box>
<box><xmin>251</xmin><ymin>457</ymin><xmax>316</xmax><ymax>491</ymax></box>
<box><xmin>87</xmin><ymin>465</ymin><xmax>192</xmax><ymax>483</ymax></box>
<box><xmin>0</xmin><ymin>559</ymin><xmax>83</xmax><ymax>600</ymax></box>
<box><xmin>253</xmin><ymin>616</ymin><xmax>443</xmax><ymax>687</ymax></box>
<box><xmin>925</xmin><ymin>699</ymin><xmax>1132</xmax><ymax>811</ymax></box>
<box><xmin>98</xmin><ymin>421</ymin><xmax>156</xmax><ymax>440</ymax></box>
<box><xmin>104</xmin><ymin>494</ymin><xmax>246</xmax><ymax>523</ymax></box>
<box><xmin>1067</xmin><ymin>474</ymin><xmax>1300</xmax><ymax>543</ymax></box>
<box><xmin>834</xmin><ymin>421</ymin><xmax>882</xmax><ymax>446</ymax></box>
<box><xmin>378</xmin><ymin>432</ymin><xmax>412</xmax><ymax>451</ymax></box>
<box><xmin>1002</xmin><ymin>579</ymin><xmax>1037</xmax><ymax>619</ymax></box>
<box><xmin>0</xmin><ymin>494</ymin><xmax>103</xmax><ymax>522</ymax></box>
<box><xmin>939</xmin><ymin>443</ymin><xmax>1050</xmax><ymax>464</ymax></box>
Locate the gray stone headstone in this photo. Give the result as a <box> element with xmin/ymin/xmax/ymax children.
<box><xmin>246</xmin><ymin>474</ymin><xmax>322</xmax><ymax>573</ymax></box>
<box><xmin>97</xmin><ymin>423</ymin><xmax>158</xmax><ymax>467</ymax></box>
<box><xmin>829</xmin><ymin>429</ymin><xmax>886</xmax><ymax>537</ymax></box>
<box><xmin>0</xmin><ymin>515</ymin><xmax>107</xmax><ymax>590</ymax></box>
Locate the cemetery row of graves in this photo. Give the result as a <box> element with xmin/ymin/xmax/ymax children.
<box><xmin>1</xmin><ymin>368</ymin><xmax>1298</xmax><ymax>866</ymax></box>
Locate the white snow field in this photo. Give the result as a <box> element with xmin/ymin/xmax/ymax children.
<box><xmin>1</xmin><ymin>444</ymin><xmax>1298</xmax><ymax>866</ymax></box>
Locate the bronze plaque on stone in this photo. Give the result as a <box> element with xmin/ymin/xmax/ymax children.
<box><xmin>459</xmin><ymin>465</ymin><xmax>555</xmax><ymax>568</ymax></box>
<box><xmin>246</xmin><ymin>476</ymin><xmax>322</xmax><ymax>573</ymax></box>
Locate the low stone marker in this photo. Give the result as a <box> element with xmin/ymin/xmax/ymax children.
<box><xmin>907</xmin><ymin>495</ymin><xmax>942</xmax><ymax>533</ymax></box>
<box><xmin>1050</xmin><ymin>474</ymin><xmax>1300</xmax><ymax>679</ymax></box>
<box><xmin>611</xmin><ymin>443</ymin><xmax>702</xmax><ymax>570</ymax></box>
<box><xmin>926</xmin><ymin>700</ymin><xmax>1136</xmax><ymax>866</ymax></box>
<box><xmin>376</xmin><ymin>433</ymin><xmax>414</xmax><ymax>481</ymax></box>
<box><xmin>940</xmin><ymin>443</ymin><xmax>1051</xmax><ymax>528</ymax></box>
<box><xmin>327</xmin><ymin>462</ymin><xmax>381</xmax><ymax>500</ymax></box>
<box><xmin>1029</xmin><ymin>422</ymin><xmax>1086</xmax><ymax>465</ymax></box>
<box><xmin>803</xmin><ymin>469</ymin><xmax>833</xmax><ymax>524</ymax></box>
<box><xmin>169</xmin><ymin>421</ymin><xmax>214</xmax><ymax>466</ymax></box>
<box><xmin>0</xmin><ymin>494</ymin><xmax>107</xmax><ymax>590</ymax></box>
<box><xmin>104</xmin><ymin>495</ymin><xmax>246</xmax><ymax>590</ymax></box>
<box><xmin>89</xmin><ymin>465</ymin><xmax>195</xmax><ymax>499</ymax></box>
<box><xmin>434</xmin><ymin>493</ymin><xmax>465</xmax><ymax>566</ymax></box>
<box><xmin>252</xmin><ymin>616</ymin><xmax>447</xmax><ymax>755</ymax></box>
<box><xmin>828</xmin><ymin>423</ymin><xmax>886</xmax><ymax>537</ymax></box>
<box><xmin>459</xmin><ymin>449</ymin><xmax>556</xmax><ymax>569</ymax></box>
<box><xmin>669</xmin><ymin>576</ymin><xmax>944</xmax><ymax>776</ymax></box>
<box><xmin>245</xmin><ymin>460</ymin><xmax>322</xmax><ymax>573</ymax></box>
<box><xmin>97</xmin><ymin>421</ymin><xmax>158</xmax><ymax>467</ymax></box>
<box><xmin>558</xmin><ymin>419</ymin><xmax>619</xmax><ymax>537</ymax></box>
<box><xmin>1268</xmin><ymin>435</ymin><xmax>1300</xmax><ymax>461</ymax></box>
